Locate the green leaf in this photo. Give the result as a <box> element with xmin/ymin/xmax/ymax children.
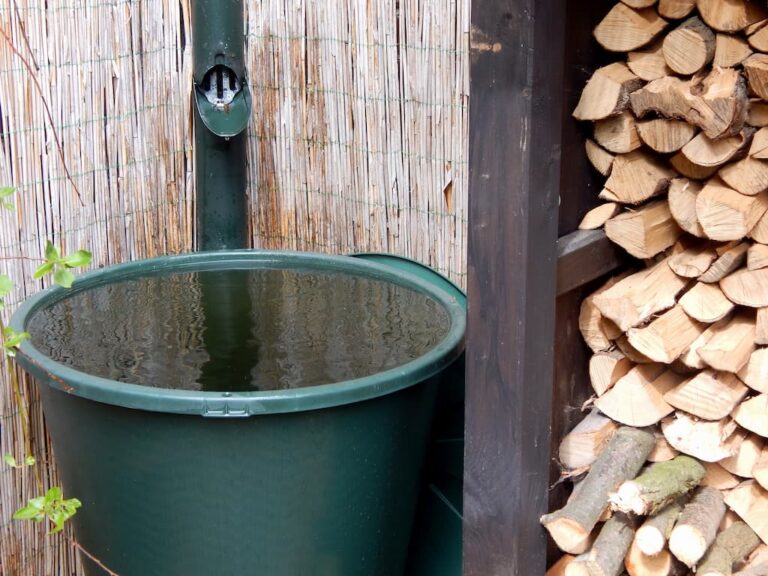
<box><xmin>25</xmin><ymin>455</ymin><xmax>36</xmax><ymax>466</ymax></box>
<box><xmin>13</xmin><ymin>505</ymin><xmax>43</xmax><ymax>521</ymax></box>
<box><xmin>0</xmin><ymin>274</ymin><xmax>12</xmax><ymax>297</ymax></box>
<box><xmin>44</xmin><ymin>241</ymin><xmax>59</xmax><ymax>262</ymax></box>
<box><xmin>33</xmin><ymin>261</ymin><xmax>54</xmax><ymax>279</ymax></box>
<box><xmin>44</xmin><ymin>486</ymin><xmax>62</xmax><ymax>504</ymax></box>
<box><xmin>0</xmin><ymin>187</ymin><xmax>15</xmax><ymax>210</ymax></box>
<box><xmin>49</xmin><ymin>514</ymin><xmax>66</xmax><ymax>533</ymax></box>
<box><xmin>3</xmin><ymin>453</ymin><xmax>18</xmax><ymax>468</ymax></box>
<box><xmin>3</xmin><ymin>327</ymin><xmax>30</xmax><ymax>357</ymax></box>
<box><xmin>61</xmin><ymin>250</ymin><xmax>92</xmax><ymax>269</ymax></box>
<box><xmin>28</xmin><ymin>496</ymin><xmax>46</xmax><ymax>510</ymax></box>
<box><xmin>53</xmin><ymin>268</ymin><xmax>75</xmax><ymax>288</ymax></box>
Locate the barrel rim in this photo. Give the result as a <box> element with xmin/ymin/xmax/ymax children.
<box><xmin>10</xmin><ymin>250</ymin><xmax>466</xmax><ymax>417</ymax></box>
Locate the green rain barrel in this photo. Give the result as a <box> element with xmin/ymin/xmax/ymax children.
<box><xmin>10</xmin><ymin>251</ymin><xmax>466</xmax><ymax>576</ymax></box>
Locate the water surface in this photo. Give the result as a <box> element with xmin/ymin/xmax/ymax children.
<box><xmin>27</xmin><ymin>268</ymin><xmax>451</xmax><ymax>392</ymax></box>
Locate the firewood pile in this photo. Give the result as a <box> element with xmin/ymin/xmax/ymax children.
<box><xmin>543</xmin><ymin>2</ymin><xmax>768</xmax><ymax>575</ymax></box>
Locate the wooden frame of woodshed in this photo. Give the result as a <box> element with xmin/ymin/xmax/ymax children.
<box><xmin>464</xmin><ymin>1</ymin><xmax>623</xmax><ymax>573</ymax></box>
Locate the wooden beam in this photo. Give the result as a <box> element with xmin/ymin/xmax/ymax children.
<box><xmin>464</xmin><ymin>0</ymin><xmax>566</xmax><ymax>574</ymax></box>
<box><xmin>556</xmin><ymin>229</ymin><xmax>625</xmax><ymax>296</ymax></box>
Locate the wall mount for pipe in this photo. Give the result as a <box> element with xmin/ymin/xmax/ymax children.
<box><xmin>194</xmin><ymin>64</ymin><xmax>252</xmax><ymax>138</ymax></box>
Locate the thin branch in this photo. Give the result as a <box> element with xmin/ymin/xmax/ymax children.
<box><xmin>0</xmin><ymin>25</ymin><xmax>84</xmax><ymax>206</ymax></box>
<box><xmin>11</xmin><ymin>0</ymin><xmax>40</xmax><ymax>71</ymax></box>
<box><xmin>0</xmin><ymin>256</ymin><xmax>43</xmax><ymax>262</ymax></box>
<box><xmin>67</xmin><ymin>537</ymin><xmax>121</xmax><ymax>576</ymax></box>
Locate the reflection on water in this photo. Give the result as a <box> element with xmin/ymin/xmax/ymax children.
<box><xmin>26</xmin><ymin>268</ymin><xmax>451</xmax><ymax>392</ymax></box>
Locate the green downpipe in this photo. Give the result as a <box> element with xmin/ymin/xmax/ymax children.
<box><xmin>192</xmin><ymin>0</ymin><xmax>251</xmax><ymax>250</ymax></box>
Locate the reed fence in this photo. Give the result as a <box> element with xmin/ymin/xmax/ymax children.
<box><xmin>0</xmin><ymin>0</ymin><xmax>468</xmax><ymax>573</ymax></box>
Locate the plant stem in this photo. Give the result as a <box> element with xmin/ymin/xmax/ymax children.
<box><xmin>0</xmin><ymin>25</ymin><xmax>83</xmax><ymax>205</ymax></box>
<box><xmin>67</xmin><ymin>536</ymin><xmax>121</xmax><ymax>576</ymax></box>
<box><xmin>0</xmin><ymin>315</ymin><xmax>42</xmax><ymax>492</ymax></box>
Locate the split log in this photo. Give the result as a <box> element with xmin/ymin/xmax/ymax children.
<box><xmin>749</xmin><ymin>23</ymin><xmax>768</xmax><ymax>53</ymax></box>
<box><xmin>587</xmin><ymin>139</ymin><xmax>616</xmax><ymax>177</ymax></box>
<box><xmin>719</xmin><ymin>157</ymin><xmax>768</xmax><ymax>196</ymax></box>
<box><xmin>668</xmin><ymin>244</ymin><xmax>718</xmax><ymax>277</ymax></box>
<box><xmin>541</xmin><ymin>427</ymin><xmax>655</xmax><ymax>554</ymax></box>
<box><xmin>724</xmin><ymin>480</ymin><xmax>768</xmax><ymax>544</ymax></box>
<box><xmin>594</xmin><ymin>4</ymin><xmax>668</xmax><ymax>52</ymax></box>
<box><xmin>670</xmin><ymin>152</ymin><xmax>720</xmax><ymax>181</ymax></box>
<box><xmin>679</xmin><ymin>282</ymin><xmax>735</xmax><ymax>323</ymax></box>
<box><xmin>566</xmin><ymin>513</ymin><xmax>636</xmax><ymax>576</ymax></box>
<box><xmin>699</xmin><ymin>243</ymin><xmax>749</xmax><ymax>283</ymax></box>
<box><xmin>745</xmin><ymin>18</ymin><xmax>768</xmax><ymax>36</ymax></box>
<box><xmin>595</xmin><ymin>367</ymin><xmax>684</xmax><ymax>427</ymax></box>
<box><xmin>636</xmin><ymin>118</ymin><xmax>696</xmax><ymax>153</ymax></box>
<box><xmin>662</xmin><ymin>17</ymin><xmax>716</xmax><ymax>75</ymax></box>
<box><xmin>629</xmin><ymin>40</ymin><xmax>674</xmax><ymax>81</ymax></box>
<box><xmin>600</xmin><ymin>188</ymin><xmax>622</xmax><ymax>202</ymax></box>
<box><xmin>682</xmin><ymin>128</ymin><xmax>754</xmax><ymax>168</ymax></box>
<box><xmin>735</xmin><ymin>543</ymin><xmax>768</xmax><ymax>576</ymax></box>
<box><xmin>745</xmin><ymin>54</ymin><xmax>768</xmax><ymax>101</ymax></box>
<box><xmin>611</xmin><ymin>456</ymin><xmax>705</xmax><ymax>515</ymax></box>
<box><xmin>732</xmin><ymin>394</ymin><xmax>768</xmax><ymax>438</ymax></box>
<box><xmin>625</xmin><ymin>539</ymin><xmax>685</xmax><ymax>576</ymax></box>
<box><xmin>574</xmin><ymin>63</ymin><xmax>645</xmax><ymax>121</ymax></box>
<box><xmin>581</xmin><ymin>272</ymin><xmax>635</xmax><ymax>351</ymax></box>
<box><xmin>697</xmin><ymin>0</ymin><xmax>768</xmax><ymax>33</ymax></box>
<box><xmin>617</xmin><ymin>334</ymin><xmax>656</xmax><ymax>364</ymax></box>
<box><xmin>663</xmin><ymin>369</ymin><xmax>749</xmax><ymax>420</ymax></box>
<box><xmin>621</xmin><ymin>0</ymin><xmax>658</xmax><ymax>8</ymax></box>
<box><xmin>630</xmin><ymin>68</ymin><xmax>748</xmax><ymax>139</ymax></box>
<box><xmin>604</xmin><ymin>152</ymin><xmax>677</xmax><ymax>205</ymax></box>
<box><xmin>737</xmin><ymin>348</ymin><xmax>768</xmax><ymax>393</ymax></box>
<box><xmin>649</xmin><ymin>430</ymin><xmax>680</xmax><ymax>462</ymax></box>
<box><xmin>679</xmin><ymin>317</ymin><xmax>732</xmax><ymax>370</ymax></box>
<box><xmin>754</xmin><ymin>450</ymin><xmax>768</xmax><ymax>490</ymax></box>
<box><xmin>657</xmin><ymin>0</ymin><xmax>694</xmax><ymax>20</ymax></box>
<box><xmin>669</xmin><ymin>152</ymin><xmax>718</xmax><ymax>180</ymax></box>
<box><xmin>580</xmin><ymin>203</ymin><xmax>622</xmax><ymax>231</ymax></box>
<box><xmin>594</xmin><ymin>258</ymin><xmax>690</xmax><ymax>332</ymax></box>
<box><xmin>635</xmin><ymin>499</ymin><xmax>684</xmax><ymax>557</ymax></box>
<box><xmin>696</xmin><ymin>180</ymin><xmax>768</xmax><ymax>241</ymax></box>
<box><xmin>668</xmin><ymin>178</ymin><xmax>705</xmax><ymax>237</ymax></box>
<box><xmin>715</xmin><ymin>34</ymin><xmax>754</xmax><ymax>68</ymax></box>
<box><xmin>662</xmin><ymin>413</ymin><xmax>745</xmax><ymax>462</ymax></box>
<box><xmin>748</xmin><ymin>99</ymin><xmax>768</xmax><ymax>127</ymax></box>
<box><xmin>626</xmin><ymin>305</ymin><xmax>705</xmax><ymax>363</ymax></box>
<box><xmin>605</xmin><ymin>201</ymin><xmax>682</xmax><ymax>258</ymax></box>
<box><xmin>721</xmin><ymin>434</ymin><xmax>765</xmax><ymax>478</ymax></box>
<box><xmin>749</xmin><ymin>128</ymin><xmax>768</xmax><ymax>159</ymax></box>
<box><xmin>602</xmin><ymin>317</ymin><xmax>624</xmax><ymax>342</ymax></box>
<box><xmin>748</xmin><ymin>244</ymin><xmax>768</xmax><ymax>270</ymax></box>
<box><xmin>595</xmin><ymin>112</ymin><xmax>643</xmax><ymax>154</ymax></box>
<box><xmin>750</xmin><ymin>211</ymin><xmax>768</xmax><ymax>243</ymax></box>
<box><xmin>560</xmin><ymin>409</ymin><xmax>620</xmax><ymax>470</ymax></box>
<box><xmin>697</xmin><ymin>311</ymin><xmax>757</xmax><ymax>373</ymax></box>
<box><xmin>669</xmin><ymin>486</ymin><xmax>726</xmax><ymax>567</ymax></box>
<box><xmin>702</xmin><ymin>462</ymin><xmax>741</xmax><ymax>491</ymax></box>
<box><xmin>548</xmin><ymin>555</ymin><xmax>577</xmax><ymax>576</ymax></box>
<box><xmin>697</xmin><ymin>521</ymin><xmax>761</xmax><ymax>576</ymax></box>
<box><xmin>721</xmin><ymin>268</ymin><xmax>768</xmax><ymax>307</ymax></box>
<box><xmin>590</xmin><ymin>351</ymin><xmax>634</xmax><ymax>396</ymax></box>
<box><xmin>757</xmin><ymin>307</ymin><xmax>768</xmax><ymax>344</ymax></box>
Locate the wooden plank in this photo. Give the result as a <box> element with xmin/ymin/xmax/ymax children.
<box><xmin>556</xmin><ymin>229</ymin><xmax>625</xmax><ymax>296</ymax></box>
<box><xmin>464</xmin><ymin>0</ymin><xmax>567</xmax><ymax>573</ymax></box>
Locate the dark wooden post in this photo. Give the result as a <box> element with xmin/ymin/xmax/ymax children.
<box><xmin>464</xmin><ymin>0</ymin><xmax>567</xmax><ymax>573</ymax></box>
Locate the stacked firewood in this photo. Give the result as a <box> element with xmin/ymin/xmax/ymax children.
<box><xmin>543</xmin><ymin>2</ymin><xmax>768</xmax><ymax>575</ymax></box>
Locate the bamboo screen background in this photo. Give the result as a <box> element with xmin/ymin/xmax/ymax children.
<box><xmin>0</xmin><ymin>0</ymin><xmax>469</xmax><ymax>572</ymax></box>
